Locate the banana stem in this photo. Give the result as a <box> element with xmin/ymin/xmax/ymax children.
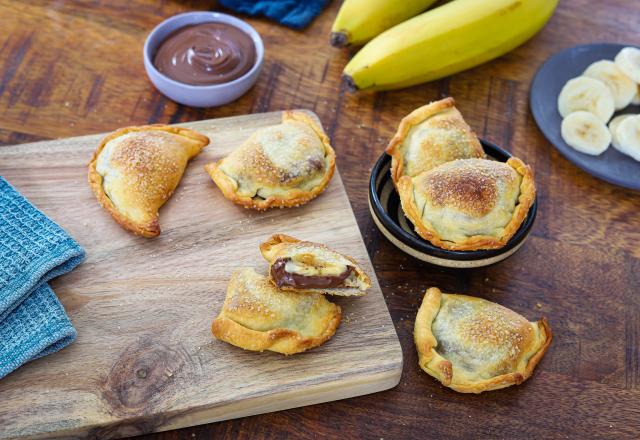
<box><xmin>330</xmin><ymin>32</ymin><xmax>350</xmax><ymax>48</ymax></box>
<box><xmin>343</xmin><ymin>75</ymin><xmax>358</xmax><ymax>92</ymax></box>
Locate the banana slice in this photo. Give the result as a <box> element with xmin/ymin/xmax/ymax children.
<box><xmin>632</xmin><ymin>86</ymin><xmax>640</xmax><ymax>105</ymax></box>
<box><xmin>614</xmin><ymin>47</ymin><xmax>640</xmax><ymax>83</ymax></box>
<box><xmin>615</xmin><ymin>114</ymin><xmax>640</xmax><ymax>161</ymax></box>
<box><xmin>608</xmin><ymin>114</ymin><xmax>633</xmax><ymax>152</ymax></box>
<box><xmin>558</xmin><ymin>77</ymin><xmax>615</xmax><ymax>122</ymax></box>
<box><xmin>583</xmin><ymin>60</ymin><xmax>637</xmax><ymax>110</ymax></box>
<box><xmin>561</xmin><ymin>111</ymin><xmax>611</xmax><ymax>155</ymax></box>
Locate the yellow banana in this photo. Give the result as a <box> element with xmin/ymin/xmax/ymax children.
<box><xmin>343</xmin><ymin>0</ymin><xmax>559</xmax><ymax>91</ymax></box>
<box><xmin>330</xmin><ymin>0</ymin><xmax>438</xmax><ymax>48</ymax></box>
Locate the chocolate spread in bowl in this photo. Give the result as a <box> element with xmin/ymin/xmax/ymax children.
<box><xmin>271</xmin><ymin>258</ymin><xmax>354</xmax><ymax>289</ymax></box>
<box><xmin>153</xmin><ymin>22</ymin><xmax>256</xmax><ymax>85</ymax></box>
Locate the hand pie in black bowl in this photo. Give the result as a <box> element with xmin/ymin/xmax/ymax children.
<box><xmin>368</xmin><ymin>140</ymin><xmax>537</xmax><ymax>268</ymax></box>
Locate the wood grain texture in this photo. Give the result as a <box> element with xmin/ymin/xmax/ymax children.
<box><xmin>0</xmin><ymin>0</ymin><xmax>639</xmax><ymax>439</ymax></box>
<box><xmin>0</xmin><ymin>112</ymin><xmax>402</xmax><ymax>439</ymax></box>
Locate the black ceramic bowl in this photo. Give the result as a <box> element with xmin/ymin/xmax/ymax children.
<box><xmin>368</xmin><ymin>140</ymin><xmax>537</xmax><ymax>268</ymax></box>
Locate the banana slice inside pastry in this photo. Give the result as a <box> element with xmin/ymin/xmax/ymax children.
<box><xmin>211</xmin><ymin>268</ymin><xmax>342</xmax><ymax>355</ymax></box>
<box><xmin>557</xmin><ymin>76</ymin><xmax>615</xmax><ymax>122</ymax></box>
<box><xmin>259</xmin><ymin>234</ymin><xmax>371</xmax><ymax>296</ymax></box>
<box><xmin>386</xmin><ymin>97</ymin><xmax>484</xmax><ymax>185</ymax></box>
<box><xmin>414</xmin><ymin>287</ymin><xmax>552</xmax><ymax>393</ymax></box>
<box><xmin>397</xmin><ymin>157</ymin><xmax>536</xmax><ymax>251</ymax></box>
<box><xmin>88</xmin><ymin>125</ymin><xmax>209</xmax><ymax>237</ymax></box>
<box><xmin>205</xmin><ymin>111</ymin><xmax>336</xmax><ymax>210</ymax></box>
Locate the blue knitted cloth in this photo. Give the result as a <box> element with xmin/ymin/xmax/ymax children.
<box><xmin>0</xmin><ymin>177</ymin><xmax>85</xmax><ymax>379</ymax></box>
<box><xmin>219</xmin><ymin>0</ymin><xmax>329</xmax><ymax>29</ymax></box>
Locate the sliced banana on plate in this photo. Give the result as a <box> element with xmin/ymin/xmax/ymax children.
<box><xmin>561</xmin><ymin>111</ymin><xmax>611</xmax><ymax>155</ymax></box>
<box><xmin>608</xmin><ymin>114</ymin><xmax>633</xmax><ymax>152</ymax></box>
<box><xmin>583</xmin><ymin>60</ymin><xmax>637</xmax><ymax>110</ymax></box>
<box><xmin>558</xmin><ymin>76</ymin><xmax>615</xmax><ymax>122</ymax></box>
<box><xmin>614</xmin><ymin>114</ymin><xmax>640</xmax><ymax>161</ymax></box>
<box><xmin>614</xmin><ymin>47</ymin><xmax>640</xmax><ymax>83</ymax></box>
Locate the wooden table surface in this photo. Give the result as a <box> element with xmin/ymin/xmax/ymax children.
<box><xmin>1</xmin><ymin>0</ymin><xmax>639</xmax><ymax>439</ymax></box>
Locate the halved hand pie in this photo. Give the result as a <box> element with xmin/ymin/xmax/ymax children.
<box><xmin>397</xmin><ymin>157</ymin><xmax>535</xmax><ymax>251</ymax></box>
<box><xmin>88</xmin><ymin>125</ymin><xmax>209</xmax><ymax>237</ymax></box>
<box><xmin>386</xmin><ymin>97</ymin><xmax>484</xmax><ymax>186</ymax></box>
<box><xmin>414</xmin><ymin>287</ymin><xmax>551</xmax><ymax>393</ymax></box>
<box><xmin>259</xmin><ymin>234</ymin><xmax>371</xmax><ymax>296</ymax></box>
<box><xmin>211</xmin><ymin>268</ymin><xmax>341</xmax><ymax>355</ymax></box>
<box><xmin>205</xmin><ymin>111</ymin><xmax>336</xmax><ymax>210</ymax></box>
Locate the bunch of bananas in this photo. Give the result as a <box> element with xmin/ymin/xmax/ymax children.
<box><xmin>331</xmin><ymin>0</ymin><xmax>559</xmax><ymax>91</ymax></box>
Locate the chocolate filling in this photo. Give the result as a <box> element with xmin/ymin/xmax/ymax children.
<box><xmin>271</xmin><ymin>258</ymin><xmax>354</xmax><ymax>289</ymax></box>
<box><xmin>153</xmin><ymin>22</ymin><xmax>256</xmax><ymax>86</ymax></box>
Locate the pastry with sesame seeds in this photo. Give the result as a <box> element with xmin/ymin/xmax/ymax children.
<box><xmin>414</xmin><ymin>287</ymin><xmax>551</xmax><ymax>393</ymax></box>
<box><xmin>386</xmin><ymin>97</ymin><xmax>484</xmax><ymax>186</ymax></box>
<box><xmin>211</xmin><ymin>268</ymin><xmax>341</xmax><ymax>355</ymax></box>
<box><xmin>88</xmin><ymin>124</ymin><xmax>209</xmax><ymax>237</ymax></box>
<box><xmin>260</xmin><ymin>234</ymin><xmax>371</xmax><ymax>296</ymax></box>
<box><xmin>205</xmin><ymin>111</ymin><xmax>336</xmax><ymax>210</ymax></box>
<box><xmin>397</xmin><ymin>157</ymin><xmax>535</xmax><ymax>250</ymax></box>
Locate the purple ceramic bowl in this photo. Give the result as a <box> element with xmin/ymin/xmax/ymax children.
<box><xmin>143</xmin><ymin>11</ymin><xmax>264</xmax><ymax>107</ymax></box>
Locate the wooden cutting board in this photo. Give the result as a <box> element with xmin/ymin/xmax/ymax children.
<box><xmin>0</xmin><ymin>111</ymin><xmax>402</xmax><ymax>440</ymax></box>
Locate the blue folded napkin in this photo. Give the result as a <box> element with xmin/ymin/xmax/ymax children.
<box><xmin>0</xmin><ymin>176</ymin><xmax>85</xmax><ymax>379</ymax></box>
<box><xmin>219</xmin><ymin>0</ymin><xmax>329</xmax><ymax>29</ymax></box>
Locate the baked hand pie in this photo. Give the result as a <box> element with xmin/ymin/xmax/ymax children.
<box><xmin>397</xmin><ymin>157</ymin><xmax>535</xmax><ymax>250</ymax></box>
<box><xmin>259</xmin><ymin>234</ymin><xmax>371</xmax><ymax>296</ymax></box>
<box><xmin>205</xmin><ymin>111</ymin><xmax>336</xmax><ymax>210</ymax></box>
<box><xmin>414</xmin><ymin>287</ymin><xmax>551</xmax><ymax>393</ymax></box>
<box><xmin>88</xmin><ymin>125</ymin><xmax>209</xmax><ymax>237</ymax></box>
<box><xmin>386</xmin><ymin>97</ymin><xmax>484</xmax><ymax>185</ymax></box>
<box><xmin>211</xmin><ymin>268</ymin><xmax>341</xmax><ymax>355</ymax></box>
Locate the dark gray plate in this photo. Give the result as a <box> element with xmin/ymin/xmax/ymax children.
<box><xmin>530</xmin><ymin>43</ymin><xmax>640</xmax><ymax>190</ymax></box>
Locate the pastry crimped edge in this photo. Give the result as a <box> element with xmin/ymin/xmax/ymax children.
<box><xmin>211</xmin><ymin>300</ymin><xmax>342</xmax><ymax>356</ymax></box>
<box><xmin>386</xmin><ymin>97</ymin><xmax>473</xmax><ymax>186</ymax></box>
<box><xmin>397</xmin><ymin>157</ymin><xmax>536</xmax><ymax>251</ymax></box>
<box><xmin>414</xmin><ymin>287</ymin><xmax>552</xmax><ymax>393</ymax></box>
<box><xmin>259</xmin><ymin>234</ymin><xmax>371</xmax><ymax>296</ymax></box>
<box><xmin>88</xmin><ymin>124</ymin><xmax>209</xmax><ymax>238</ymax></box>
<box><xmin>204</xmin><ymin>111</ymin><xmax>336</xmax><ymax>210</ymax></box>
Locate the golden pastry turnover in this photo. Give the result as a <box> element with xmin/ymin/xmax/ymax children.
<box><xmin>212</xmin><ymin>268</ymin><xmax>341</xmax><ymax>355</ymax></box>
<box><xmin>414</xmin><ymin>287</ymin><xmax>551</xmax><ymax>393</ymax></box>
<box><xmin>397</xmin><ymin>157</ymin><xmax>535</xmax><ymax>251</ymax></box>
<box><xmin>205</xmin><ymin>111</ymin><xmax>336</xmax><ymax>210</ymax></box>
<box><xmin>386</xmin><ymin>97</ymin><xmax>484</xmax><ymax>185</ymax></box>
<box><xmin>259</xmin><ymin>234</ymin><xmax>371</xmax><ymax>296</ymax></box>
<box><xmin>88</xmin><ymin>125</ymin><xmax>209</xmax><ymax>237</ymax></box>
